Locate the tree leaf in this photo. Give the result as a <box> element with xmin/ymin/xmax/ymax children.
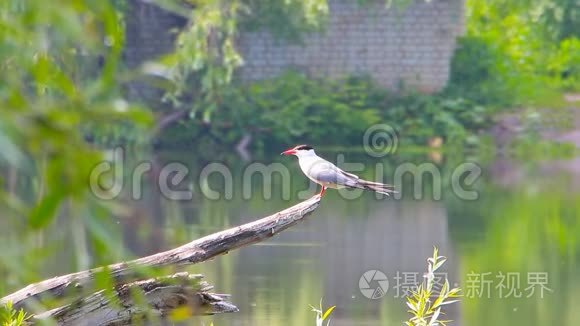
<box><xmin>322</xmin><ymin>306</ymin><xmax>336</xmax><ymax>321</ymax></box>
<box><xmin>428</xmin><ymin>308</ymin><xmax>441</xmax><ymax>326</ymax></box>
<box><xmin>29</xmin><ymin>190</ymin><xmax>65</xmax><ymax>229</ymax></box>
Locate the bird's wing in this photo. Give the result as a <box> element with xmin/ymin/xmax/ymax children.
<box><xmin>306</xmin><ymin>160</ymin><xmax>360</xmax><ymax>187</ymax></box>
<box><xmin>338</xmin><ymin>169</ymin><xmax>360</xmax><ymax>180</ymax></box>
<box><xmin>304</xmin><ymin>158</ymin><xmax>395</xmax><ymax>195</ymax></box>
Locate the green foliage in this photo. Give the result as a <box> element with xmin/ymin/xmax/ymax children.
<box><xmin>163</xmin><ymin>0</ymin><xmax>328</xmax><ymax>117</ymax></box>
<box><xmin>163</xmin><ymin>0</ymin><xmax>244</xmax><ymax>115</ymax></box>
<box><xmin>161</xmin><ymin>72</ymin><xmax>490</xmax><ymax>147</ymax></box>
<box><xmin>240</xmin><ymin>0</ymin><xmax>419</xmax><ymax>42</ymax></box>
<box><xmin>172</xmin><ymin>72</ymin><xmax>491</xmax><ymax>149</ymax></box>
<box><xmin>0</xmin><ymin>302</ymin><xmax>29</xmax><ymax>326</ymax></box>
<box><xmin>546</xmin><ymin>37</ymin><xmax>580</xmax><ymax>90</ymax></box>
<box><xmin>240</xmin><ymin>0</ymin><xmax>329</xmax><ymax>41</ymax></box>
<box><xmin>405</xmin><ymin>247</ymin><xmax>461</xmax><ymax>326</ymax></box>
<box><xmin>384</xmin><ymin>93</ymin><xmax>490</xmax><ymax>146</ymax></box>
<box><xmin>460</xmin><ymin>0</ymin><xmax>580</xmax><ymax>106</ymax></box>
<box><xmin>0</xmin><ymin>0</ymin><xmax>153</xmax><ymax>304</ymax></box>
<box><xmin>520</xmin><ymin>0</ymin><xmax>580</xmax><ymax>42</ymax></box>
<box><xmin>446</xmin><ymin>37</ymin><xmax>512</xmax><ymax>106</ymax></box>
<box><xmin>217</xmin><ymin>72</ymin><xmax>383</xmax><ymax>147</ymax></box>
<box><xmin>164</xmin><ymin>0</ymin><xmax>435</xmax><ymax>119</ymax></box>
<box><xmin>0</xmin><ymin>0</ymin><xmax>153</xmax><ymax>229</ymax></box>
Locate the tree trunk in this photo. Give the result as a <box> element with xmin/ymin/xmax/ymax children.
<box><xmin>32</xmin><ymin>272</ymin><xmax>237</xmax><ymax>325</ymax></box>
<box><xmin>1</xmin><ymin>196</ymin><xmax>321</xmax><ymax>324</ymax></box>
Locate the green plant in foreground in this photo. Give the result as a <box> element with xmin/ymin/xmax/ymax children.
<box><xmin>0</xmin><ymin>302</ymin><xmax>29</xmax><ymax>326</ymax></box>
<box><xmin>406</xmin><ymin>247</ymin><xmax>461</xmax><ymax>326</ymax></box>
<box><xmin>310</xmin><ymin>299</ymin><xmax>336</xmax><ymax>326</ymax></box>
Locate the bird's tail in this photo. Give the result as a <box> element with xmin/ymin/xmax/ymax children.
<box><xmin>356</xmin><ymin>179</ymin><xmax>397</xmax><ymax>195</ymax></box>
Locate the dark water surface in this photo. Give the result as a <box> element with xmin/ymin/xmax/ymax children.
<box><xmin>2</xmin><ymin>148</ymin><xmax>579</xmax><ymax>325</ymax></box>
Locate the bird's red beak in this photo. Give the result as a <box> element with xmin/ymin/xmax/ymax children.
<box><xmin>281</xmin><ymin>148</ymin><xmax>297</xmax><ymax>156</ymax></box>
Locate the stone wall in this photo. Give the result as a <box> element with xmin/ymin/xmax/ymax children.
<box><xmin>124</xmin><ymin>0</ymin><xmax>186</xmax><ymax>104</ymax></box>
<box><xmin>237</xmin><ymin>0</ymin><xmax>464</xmax><ymax>93</ymax></box>
<box><xmin>124</xmin><ymin>0</ymin><xmax>465</xmax><ymax>98</ymax></box>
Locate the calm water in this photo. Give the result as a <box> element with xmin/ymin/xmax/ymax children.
<box><xmin>1</xmin><ymin>148</ymin><xmax>579</xmax><ymax>325</ymax></box>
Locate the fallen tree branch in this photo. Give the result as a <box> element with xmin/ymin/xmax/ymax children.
<box><xmin>2</xmin><ymin>196</ymin><xmax>321</xmax><ymax>311</ymax></box>
<box><xmin>32</xmin><ymin>272</ymin><xmax>237</xmax><ymax>326</ymax></box>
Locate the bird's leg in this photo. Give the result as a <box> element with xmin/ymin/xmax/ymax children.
<box><xmin>318</xmin><ymin>186</ymin><xmax>326</xmax><ymax>197</ymax></box>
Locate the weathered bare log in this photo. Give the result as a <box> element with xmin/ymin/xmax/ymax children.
<box><xmin>33</xmin><ymin>272</ymin><xmax>237</xmax><ymax>326</ymax></box>
<box><xmin>1</xmin><ymin>196</ymin><xmax>321</xmax><ymax>310</ymax></box>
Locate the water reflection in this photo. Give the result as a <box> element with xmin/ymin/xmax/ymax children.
<box><xmin>1</xmin><ymin>148</ymin><xmax>579</xmax><ymax>325</ymax></box>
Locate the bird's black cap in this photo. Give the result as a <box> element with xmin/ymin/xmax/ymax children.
<box><xmin>294</xmin><ymin>144</ymin><xmax>314</xmax><ymax>150</ymax></box>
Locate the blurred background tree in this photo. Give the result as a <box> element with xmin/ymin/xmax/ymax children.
<box><xmin>458</xmin><ymin>0</ymin><xmax>580</xmax><ymax>105</ymax></box>
<box><xmin>0</xmin><ymin>0</ymin><xmax>152</xmax><ymax>230</ymax></box>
